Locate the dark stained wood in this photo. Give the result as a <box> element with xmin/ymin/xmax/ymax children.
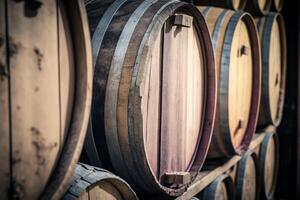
<box><xmin>198</xmin><ymin>7</ymin><xmax>261</xmax><ymax>159</ymax></box>
<box><xmin>201</xmin><ymin>174</ymin><xmax>235</xmax><ymax>200</ymax></box>
<box><xmin>256</xmin><ymin>13</ymin><xmax>287</xmax><ymax>128</ymax></box>
<box><xmin>164</xmin><ymin>172</ymin><xmax>191</xmax><ymax>185</ymax></box>
<box><xmin>85</xmin><ymin>0</ymin><xmax>216</xmax><ymax>197</ymax></box>
<box><xmin>193</xmin><ymin>0</ymin><xmax>247</xmax><ymax>11</ymax></box>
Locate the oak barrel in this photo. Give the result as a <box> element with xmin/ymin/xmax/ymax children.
<box><xmin>258</xmin><ymin>132</ymin><xmax>279</xmax><ymax>199</ymax></box>
<box><xmin>245</xmin><ymin>0</ymin><xmax>272</xmax><ymax>16</ymax></box>
<box><xmin>272</xmin><ymin>0</ymin><xmax>284</xmax><ymax>12</ymax></box>
<box><xmin>85</xmin><ymin>0</ymin><xmax>216</xmax><ymax>196</ymax></box>
<box><xmin>63</xmin><ymin>163</ymin><xmax>137</xmax><ymax>200</ymax></box>
<box><xmin>193</xmin><ymin>0</ymin><xmax>247</xmax><ymax>11</ymax></box>
<box><xmin>198</xmin><ymin>7</ymin><xmax>261</xmax><ymax>158</ymax></box>
<box><xmin>201</xmin><ymin>174</ymin><xmax>235</xmax><ymax>200</ymax></box>
<box><xmin>236</xmin><ymin>151</ymin><xmax>259</xmax><ymax>200</ymax></box>
<box><xmin>256</xmin><ymin>13</ymin><xmax>287</xmax><ymax>128</ymax></box>
<box><xmin>0</xmin><ymin>0</ymin><xmax>92</xmax><ymax>199</ymax></box>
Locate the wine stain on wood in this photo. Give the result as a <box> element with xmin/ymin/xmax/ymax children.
<box><xmin>13</xmin><ymin>0</ymin><xmax>43</xmax><ymax>18</ymax></box>
<box><xmin>31</xmin><ymin>127</ymin><xmax>58</xmax><ymax>176</ymax></box>
<box><xmin>12</xmin><ymin>150</ymin><xmax>21</xmax><ymax>165</ymax></box>
<box><xmin>0</xmin><ymin>61</ymin><xmax>8</xmax><ymax>81</ymax></box>
<box><xmin>34</xmin><ymin>47</ymin><xmax>43</xmax><ymax>71</ymax></box>
<box><xmin>0</xmin><ymin>37</ymin><xmax>3</xmax><ymax>47</ymax></box>
<box><xmin>10</xmin><ymin>177</ymin><xmax>25</xmax><ymax>200</ymax></box>
<box><xmin>8</xmin><ymin>39</ymin><xmax>22</xmax><ymax>58</ymax></box>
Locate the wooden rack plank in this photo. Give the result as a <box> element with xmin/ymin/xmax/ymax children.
<box><xmin>176</xmin><ymin>130</ymin><xmax>271</xmax><ymax>200</ymax></box>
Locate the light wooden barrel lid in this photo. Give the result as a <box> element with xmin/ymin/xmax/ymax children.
<box><xmin>143</xmin><ymin>13</ymin><xmax>205</xmax><ymax>183</ymax></box>
<box><xmin>259</xmin><ymin>132</ymin><xmax>279</xmax><ymax>199</ymax></box>
<box><xmin>236</xmin><ymin>151</ymin><xmax>259</xmax><ymax>200</ymax></box>
<box><xmin>198</xmin><ymin>7</ymin><xmax>261</xmax><ymax>158</ymax></box>
<box><xmin>257</xmin><ymin>13</ymin><xmax>287</xmax><ymax>127</ymax></box>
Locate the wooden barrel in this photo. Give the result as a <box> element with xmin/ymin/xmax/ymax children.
<box><xmin>198</xmin><ymin>7</ymin><xmax>261</xmax><ymax>158</ymax></box>
<box><xmin>256</xmin><ymin>13</ymin><xmax>287</xmax><ymax>128</ymax></box>
<box><xmin>236</xmin><ymin>151</ymin><xmax>259</xmax><ymax>200</ymax></box>
<box><xmin>258</xmin><ymin>132</ymin><xmax>279</xmax><ymax>199</ymax></box>
<box><xmin>272</xmin><ymin>0</ymin><xmax>284</xmax><ymax>12</ymax></box>
<box><xmin>201</xmin><ymin>174</ymin><xmax>235</xmax><ymax>200</ymax></box>
<box><xmin>245</xmin><ymin>0</ymin><xmax>272</xmax><ymax>16</ymax></box>
<box><xmin>193</xmin><ymin>0</ymin><xmax>247</xmax><ymax>11</ymax></box>
<box><xmin>63</xmin><ymin>163</ymin><xmax>137</xmax><ymax>200</ymax></box>
<box><xmin>85</xmin><ymin>0</ymin><xmax>216</xmax><ymax>197</ymax></box>
<box><xmin>0</xmin><ymin>1</ymin><xmax>92</xmax><ymax>199</ymax></box>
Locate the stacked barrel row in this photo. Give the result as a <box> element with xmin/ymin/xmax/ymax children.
<box><xmin>193</xmin><ymin>132</ymin><xmax>279</xmax><ymax>200</ymax></box>
<box><xmin>0</xmin><ymin>0</ymin><xmax>286</xmax><ymax>199</ymax></box>
<box><xmin>194</xmin><ymin>0</ymin><xmax>283</xmax><ymax>14</ymax></box>
<box><xmin>191</xmin><ymin>0</ymin><xmax>286</xmax><ymax>199</ymax></box>
<box><xmin>82</xmin><ymin>0</ymin><xmax>264</xmax><ymax>198</ymax></box>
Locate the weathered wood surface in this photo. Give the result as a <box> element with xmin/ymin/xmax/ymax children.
<box><xmin>63</xmin><ymin>163</ymin><xmax>137</xmax><ymax>200</ymax></box>
<box><xmin>42</xmin><ymin>1</ymin><xmax>93</xmax><ymax>198</ymax></box>
<box><xmin>0</xmin><ymin>0</ymin><xmax>10</xmax><ymax>199</ymax></box>
<box><xmin>85</xmin><ymin>0</ymin><xmax>216</xmax><ymax>197</ymax></box>
<box><xmin>0</xmin><ymin>0</ymin><xmax>92</xmax><ymax>199</ymax></box>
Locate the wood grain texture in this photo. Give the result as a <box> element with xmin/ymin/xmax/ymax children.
<box><xmin>199</xmin><ymin>7</ymin><xmax>261</xmax><ymax>159</ymax></box>
<box><xmin>86</xmin><ymin>0</ymin><xmax>216</xmax><ymax>196</ymax></box>
<box><xmin>176</xmin><ymin>133</ymin><xmax>266</xmax><ymax>200</ymax></box>
<box><xmin>7</xmin><ymin>1</ymin><xmax>60</xmax><ymax>199</ymax></box>
<box><xmin>256</xmin><ymin>13</ymin><xmax>287</xmax><ymax>128</ymax></box>
<box><xmin>63</xmin><ymin>163</ymin><xmax>137</xmax><ymax>200</ymax></box>
<box><xmin>228</xmin><ymin>20</ymin><xmax>253</xmax><ymax>149</ymax></box>
<box><xmin>201</xmin><ymin>174</ymin><xmax>235</xmax><ymax>200</ymax></box>
<box><xmin>236</xmin><ymin>151</ymin><xmax>258</xmax><ymax>200</ymax></box>
<box><xmin>1</xmin><ymin>0</ymin><xmax>92</xmax><ymax>198</ymax></box>
<box><xmin>0</xmin><ymin>0</ymin><xmax>10</xmax><ymax>198</ymax></box>
<box><xmin>258</xmin><ymin>132</ymin><xmax>279</xmax><ymax>199</ymax></box>
<box><xmin>58</xmin><ymin>3</ymin><xmax>75</xmax><ymax>147</ymax></box>
<box><xmin>42</xmin><ymin>0</ymin><xmax>92</xmax><ymax>198</ymax></box>
<box><xmin>159</xmin><ymin>16</ymin><xmax>204</xmax><ymax>178</ymax></box>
